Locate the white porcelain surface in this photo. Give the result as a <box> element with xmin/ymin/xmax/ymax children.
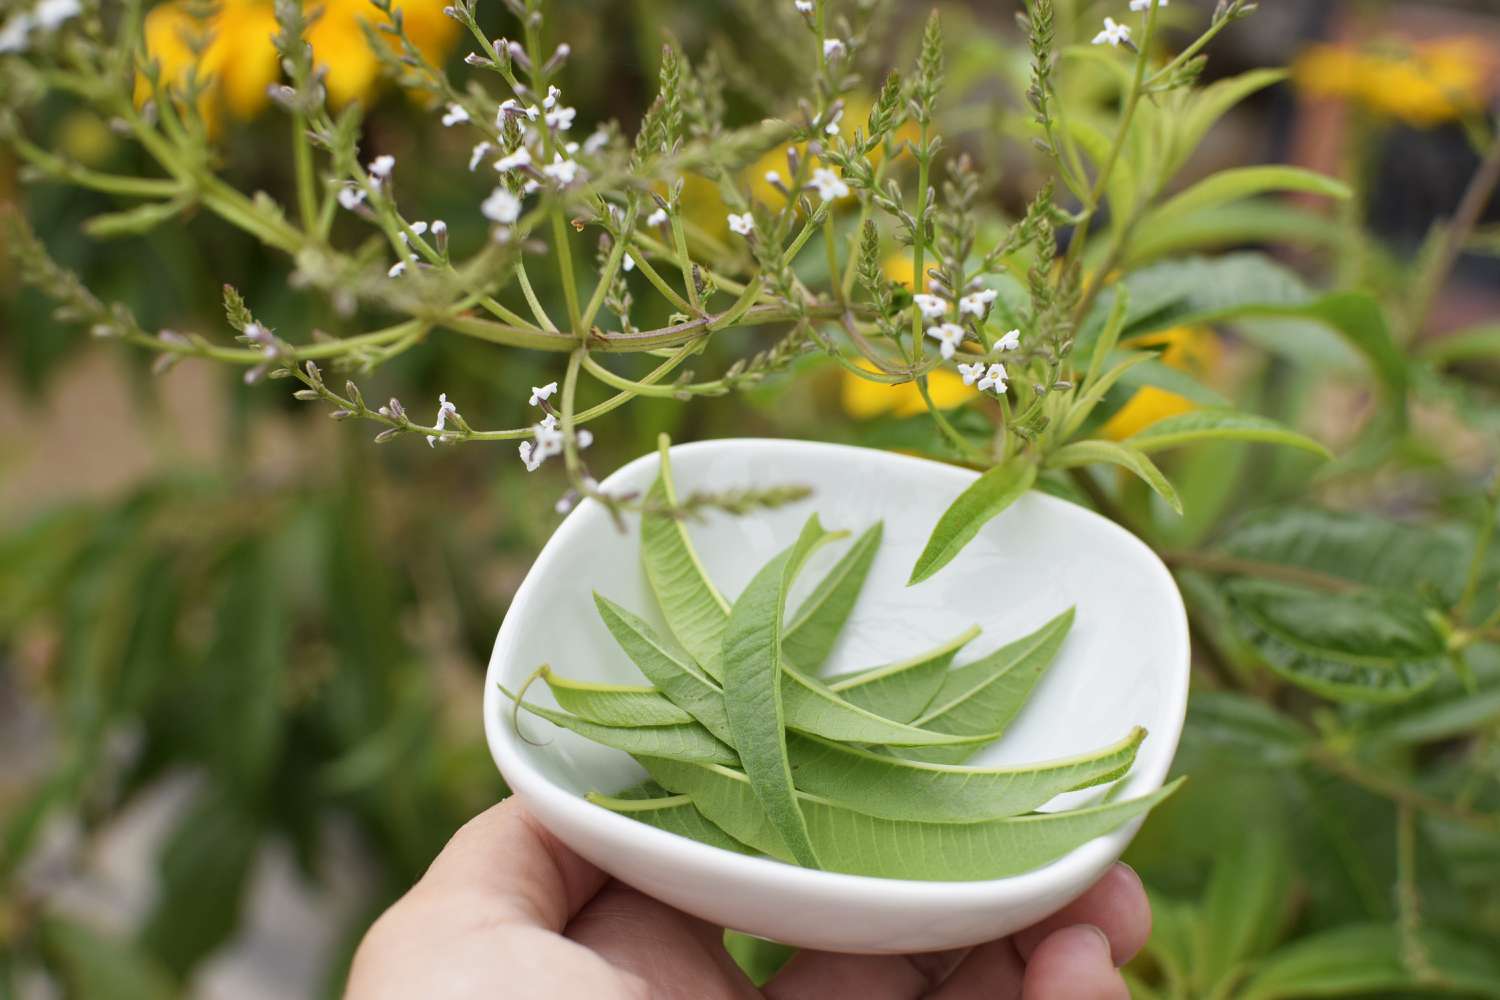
<box><xmin>484</xmin><ymin>439</ymin><xmax>1190</xmax><ymax>954</ymax></box>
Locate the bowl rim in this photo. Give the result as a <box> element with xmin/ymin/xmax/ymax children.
<box><xmin>483</xmin><ymin>437</ymin><xmax>1190</xmax><ymax>901</ymax></box>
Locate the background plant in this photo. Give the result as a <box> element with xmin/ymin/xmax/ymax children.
<box><xmin>2</xmin><ymin>0</ymin><xmax>1499</xmax><ymax>996</ymax></box>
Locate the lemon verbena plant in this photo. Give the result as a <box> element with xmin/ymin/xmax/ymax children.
<box><xmin>2</xmin><ymin>0</ymin><xmax>1350</xmax><ymax>536</ymax></box>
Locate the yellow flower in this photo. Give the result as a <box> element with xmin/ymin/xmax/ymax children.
<box><xmin>882</xmin><ymin>251</ymin><xmax>915</xmax><ymax>289</ymax></box>
<box><xmin>1293</xmin><ymin>38</ymin><xmax>1489</xmax><ymax>128</ymax></box>
<box><xmin>841</xmin><ymin>366</ymin><xmax>973</xmax><ymax>420</ymax></box>
<box><xmin>1101</xmin><ymin>326</ymin><xmax>1219</xmax><ymax>440</ymax></box>
<box><xmin>137</xmin><ymin>0</ymin><xmax>460</xmax><ymax>127</ymax></box>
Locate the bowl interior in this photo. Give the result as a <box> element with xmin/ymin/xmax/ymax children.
<box><xmin>489</xmin><ymin>439</ymin><xmax>1186</xmax><ymax>823</ymax></box>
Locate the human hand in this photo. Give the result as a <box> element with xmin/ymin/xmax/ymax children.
<box><xmin>345</xmin><ymin>799</ymin><xmax>1150</xmax><ymax>999</ymax></box>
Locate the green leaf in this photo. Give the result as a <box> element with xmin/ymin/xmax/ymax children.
<box><xmin>1348</xmin><ymin>647</ymin><xmax>1500</xmax><ymax>745</ymax></box>
<box><xmin>1185</xmin><ymin>692</ymin><xmax>1311</xmax><ymax>766</ymax></box>
<box><xmin>505</xmin><ymin>690</ymin><xmax>739</xmax><ymax>766</ymax></box>
<box><xmin>594</xmin><ymin>593</ymin><xmax>732</xmax><ymax>741</ymax></box>
<box><xmin>1225</xmin><ymin>580</ymin><xmax>1446</xmax><ymax>703</ymax></box>
<box><xmin>643</xmin><ymin>756</ymin><xmax>1184</xmax><ymax>880</ymax></box>
<box><xmin>587</xmin><ymin>790</ymin><xmax>758</xmax><ymax>854</ymax></box>
<box><xmin>1197</xmin><ymin>834</ymin><xmax>1293</xmax><ymax>994</ymax></box>
<box><xmin>786</xmin><ymin>727</ymin><xmax>1146</xmax><ymax>822</ymax></box>
<box><xmin>1126</xmin><ymin>409</ymin><xmax>1332</xmax><ymax>459</ymax></box>
<box><xmin>641</xmin><ymin>437</ymin><xmax>732</xmax><ymax>679</ymax></box>
<box><xmin>1048</xmin><ymin>441</ymin><xmax>1183</xmax><ymax>515</ymax></box>
<box><xmin>901</xmin><ymin>607</ymin><xmax>1077</xmax><ymax>764</ymax></box>
<box><xmin>783</xmin><ymin>522</ymin><xmax>883</xmax><ymax>674</ymax></box>
<box><xmin>909</xmin><ymin>457</ymin><xmax>1038</xmax><ymax>585</ymax></box>
<box><xmin>39</xmin><ymin>918</ymin><xmax>178</xmax><ymax>1000</ymax></box>
<box><xmin>1063</xmin><ymin>353</ymin><xmax>1154</xmax><ymax>440</ymax></box>
<box><xmin>826</xmin><ymin>624</ymin><xmax>980</xmax><ymax>722</ymax></box>
<box><xmin>1123</xmin><ymin>202</ymin><xmax>1347</xmax><ymax>267</ymax></box>
<box><xmin>1170</xmin><ymin>69</ymin><xmax>1288</xmax><ymax>178</ymax></box>
<box><xmin>1146</xmin><ymin>167</ymin><xmax>1350</xmax><ymax>229</ymax></box>
<box><xmin>1239</xmin><ymin>925</ymin><xmax>1500</xmax><ymax>1000</ymax></box>
<box><xmin>1109</xmin><ymin>354</ymin><xmax>1231</xmax><ymax>408</ymax></box>
<box><xmin>1419</xmin><ymin>323</ymin><xmax>1500</xmax><ymax>367</ymax></box>
<box><xmin>722</xmin><ymin>516</ymin><xmax>840</xmax><ymax>868</ymax></box>
<box><xmin>542</xmin><ymin>668</ymin><xmax>695</xmax><ymax>727</ymax></box>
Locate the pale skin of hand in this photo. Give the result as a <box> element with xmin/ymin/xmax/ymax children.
<box><xmin>345</xmin><ymin>798</ymin><xmax>1150</xmax><ymax>1000</ymax></box>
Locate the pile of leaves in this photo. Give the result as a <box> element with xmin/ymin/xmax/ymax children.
<box><xmin>505</xmin><ymin>441</ymin><xmax>1178</xmax><ymax>880</ymax></box>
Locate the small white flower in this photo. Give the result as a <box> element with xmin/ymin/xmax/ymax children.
<box><xmin>958</xmin><ymin>288</ymin><xmax>999</xmax><ymax>317</ymax></box>
<box><xmin>543</xmin><ymin>85</ymin><xmax>562</xmax><ymax>110</ymax></box>
<box><xmin>646</xmin><ymin>208</ymin><xmax>668</xmax><ymax>227</ymax></box>
<box><xmin>764</xmin><ymin>169</ymin><xmax>783</xmax><ymax>187</ymax></box>
<box><xmin>523</xmin><ymin>179</ymin><xmax>541</xmax><ymax>195</ymax></box>
<box><xmin>482</xmin><ymin>187</ymin><xmax>522</xmax><ymax>224</ymax></box>
<box><xmin>577</xmin><ymin>429</ymin><xmax>594</xmax><ymax>449</ymax></box>
<box><xmin>824</xmin><ymin>105</ymin><xmax>844</xmax><ymax>136</ymax></box>
<box><xmin>545</xmin><ymin>104</ymin><xmax>577</xmax><ymax>131</ymax></box>
<box><xmin>977</xmin><ymin>363</ymin><xmax>1009</xmax><ymax>393</ymax></box>
<box><xmin>518</xmin><ymin>414</ymin><xmax>567</xmax><ymax>471</ymax></box>
<box><xmin>494</xmin><ymin>146</ymin><xmax>533</xmax><ymax>172</ymax></box>
<box><xmin>926</xmin><ymin>322</ymin><xmax>966</xmax><ymax>360</ymax></box>
<box><xmin>564</xmin><ymin>141</ymin><xmax>579</xmax><ymax>155</ymax></box>
<box><xmin>33</xmin><ymin>0</ymin><xmax>80</xmax><ymax>30</ymax></box>
<box><xmin>727</xmin><ymin>212</ymin><xmax>755</xmax><ymax>236</ymax></box>
<box><xmin>913</xmin><ymin>293</ymin><xmax>948</xmax><ymax>319</ymax></box>
<box><xmin>432</xmin><ymin>220</ymin><xmax>447</xmax><ymax>238</ymax></box>
<box><xmin>810</xmin><ymin>167</ymin><xmax>849</xmax><ymax>202</ymax></box>
<box><xmin>336</xmin><ymin>186</ymin><xmax>366</xmax><ymax>211</ymax></box>
<box><xmin>794</xmin><ymin>0</ymin><xmax>813</xmax><ymax>11</ymax></box>
<box><xmin>957</xmin><ymin>362</ymin><xmax>986</xmax><ymax>386</ymax></box>
<box><xmin>529</xmin><ymin>381</ymin><xmax>558</xmax><ymax>406</ymax></box>
<box><xmin>243</xmin><ymin>321</ymin><xmax>272</xmax><ymax>347</ymax></box>
<box><xmin>498</xmin><ymin>98</ymin><xmax>540</xmax><ymax>123</ymax></box>
<box><xmin>441</xmin><ymin>103</ymin><xmax>470</xmax><ymax>127</ymax></box>
<box><xmin>823</xmin><ymin>38</ymin><xmax>846</xmax><ymax>60</ymax></box>
<box><xmin>1129</xmin><ymin>0</ymin><xmax>1167</xmax><ymax>10</ymax></box>
<box><xmin>582</xmin><ymin>128</ymin><xmax>610</xmax><ymax>154</ymax></box>
<box><xmin>623</xmin><ymin>253</ymin><xmax>636</xmax><ymax>273</ymax></box>
<box><xmin>519</xmin><ymin>440</ymin><xmax>542</xmax><ymax>471</ymax></box>
<box><xmin>1093</xmin><ymin>17</ymin><xmax>1131</xmax><ymax>47</ymax></box>
<box><xmin>426</xmin><ymin>393</ymin><xmax>460</xmax><ymax>446</ymax></box>
<box><xmin>368</xmin><ymin>154</ymin><xmax>395</xmax><ymax>180</ymax></box>
<box><xmin>387</xmin><ymin>260</ymin><xmax>406</xmax><ymax>278</ymax></box>
<box><xmin>399</xmin><ymin>221</ymin><xmax>428</xmax><ymax>245</ymax></box>
<box><xmin>0</xmin><ymin>16</ymin><xmax>31</xmax><ymax>52</ymax></box>
<box><xmin>541</xmin><ymin>154</ymin><xmax>580</xmax><ymax>185</ymax></box>
<box><xmin>468</xmin><ymin>141</ymin><xmax>493</xmax><ymax>171</ymax></box>
<box><xmin>996</xmin><ymin>328</ymin><xmax>1021</xmax><ymax>351</ymax></box>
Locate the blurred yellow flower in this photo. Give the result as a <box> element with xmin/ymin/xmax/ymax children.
<box><xmin>841</xmin><ymin>366</ymin><xmax>973</xmax><ymax>420</ymax></box>
<box><xmin>1101</xmin><ymin>326</ymin><xmax>1219</xmax><ymax>440</ymax></box>
<box><xmin>1293</xmin><ymin>38</ymin><xmax>1490</xmax><ymax>128</ymax></box>
<box><xmin>137</xmin><ymin>0</ymin><xmax>460</xmax><ymax>127</ymax></box>
<box><xmin>883</xmin><ymin>251</ymin><xmax>915</xmax><ymax>289</ymax></box>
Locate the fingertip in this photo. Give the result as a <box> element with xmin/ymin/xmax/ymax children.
<box><xmin>1022</xmin><ymin>925</ymin><xmax>1129</xmax><ymax>1000</ymax></box>
<box><xmin>1013</xmin><ymin>863</ymin><xmax>1151</xmax><ymax>966</ymax></box>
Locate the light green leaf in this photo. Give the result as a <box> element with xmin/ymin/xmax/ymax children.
<box><xmin>587</xmin><ymin>790</ymin><xmax>758</xmax><ymax>854</ymax></box>
<box><xmin>1170</xmin><ymin>69</ymin><xmax>1288</xmax><ymax>178</ymax></box>
<box><xmin>1064</xmin><ymin>354</ymin><xmax>1153</xmax><ymax>440</ymax></box>
<box><xmin>1225</xmin><ymin>580</ymin><xmax>1446</xmax><ymax>703</ymax></box>
<box><xmin>1146</xmin><ymin>167</ymin><xmax>1350</xmax><ymax>229</ymax></box>
<box><xmin>504</xmin><ymin>689</ymin><xmax>739</xmax><ymax>766</ymax></box>
<box><xmin>826</xmin><ymin>624</ymin><xmax>980</xmax><ymax>722</ymax></box>
<box><xmin>1419</xmin><ymin>323</ymin><xmax>1500</xmax><ymax>368</ymax></box>
<box><xmin>1239</xmin><ymin>924</ymin><xmax>1500</xmax><ymax>1000</ymax></box>
<box><xmin>902</xmin><ymin>607</ymin><xmax>1076</xmax><ymax>764</ymax></box>
<box><xmin>1048</xmin><ymin>440</ymin><xmax>1183</xmax><ymax>515</ymax></box>
<box><xmin>722</xmin><ymin>516</ymin><xmax>841</xmax><ymax>868</ymax></box>
<box><xmin>642</xmin><ymin>756</ymin><xmax>1184</xmax><ymax>880</ymax></box>
<box><xmin>1109</xmin><ymin>355</ymin><xmax>1230</xmax><ymax>408</ymax></box>
<box><xmin>543</xmin><ymin>668</ymin><xmax>695</xmax><ymax>727</ymax></box>
<box><xmin>641</xmin><ymin>437</ymin><xmax>731</xmax><ymax>679</ymax></box>
<box><xmin>783</xmin><ymin>522</ymin><xmax>883</xmax><ymax>674</ymax></box>
<box><xmin>783</xmin><ymin>665</ymin><xmax>1001</xmax><ymax>747</ymax></box>
<box><xmin>594</xmin><ymin>593</ymin><xmax>732</xmax><ymax>741</ymax></box>
<box><xmin>909</xmin><ymin>457</ymin><xmax>1038</xmax><ymax>586</ymax></box>
<box><xmin>1123</xmin><ymin>202</ymin><xmax>1347</xmax><ymax>267</ymax></box>
<box><xmin>786</xmin><ymin>727</ymin><xmax>1146</xmax><ymax>822</ymax></box>
<box><xmin>1126</xmin><ymin>409</ymin><xmax>1332</xmax><ymax>459</ymax></box>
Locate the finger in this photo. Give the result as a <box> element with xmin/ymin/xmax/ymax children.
<box><xmin>922</xmin><ymin>940</ymin><xmax>1025</xmax><ymax>999</ymax></box>
<box><xmin>1011</xmin><ymin>864</ymin><xmax>1150</xmax><ymax>966</ymax></box>
<box><xmin>415</xmin><ymin>797</ymin><xmax>607</xmax><ymax>931</ymax></box>
<box><xmin>1021</xmin><ymin>925</ymin><xmax>1129</xmax><ymax>1000</ymax></box>
<box><xmin>764</xmin><ymin>948</ymin><xmax>966</xmax><ymax>1000</ymax></box>
<box><xmin>566</xmin><ymin>881</ymin><xmax>760</xmax><ymax>999</ymax></box>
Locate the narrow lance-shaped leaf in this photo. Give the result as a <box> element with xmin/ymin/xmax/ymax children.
<box><xmin>1144</xmin><ymin>166</ymin><xmax>1350</xmax><ymax>228</ymax></box>
<box><xmin>1048</xmin><ymin>440</ymin><xmax>1183</xmax><ymax>515</ymax></box>
<box><xmin>587</xmin><ymin>790</ymin><xmax>758</xmax><ymax>855</ymax></box>
<box><xmin>826</xmin><ymin>625</ymin><xmax>980</xmax><ymax>723</ymax></box>
<box><xmin>641</xmin><ymin>436</ymin><xmax>732</xmax><ymax>679</ymax></box>
<box><xmin>594</xmin><ymin>592</ymin><xmax>732</xmax><ymax>741</ymax></box>
<box><xmin>901</xmin><ymin>607</ymin><xmax>1076</xmax><ymax>764</ymax></box>
<box><xmin>642</xmin><ymin>756</ymin><xmax>1185</xmax><ymax>881</ymax></box>
<box><xmin>782</xmin><ymin>522</ymin><xmax>883</xmax><ymax>674</ymax></box>
<box><xmin>909</xmin><ymin>457</ymin><xmax>1038</xmax><ymax>586</ymax></box>
<box><xmin>542</xmin><ymin>667</ymin><xmax>695</xmax><ymax>727</ymax></box>
<box><xmin>721</xmin><ymin>516</ymin><xmax>842</xmax><ymax>868</ymax></box>
<box><xmin>786</xmin><ymin>727</ymin><xmax>1147</xmax><ymax>822</ymax></box>
<box><xmin>501</xmin><ymin>687</ymin><xmax>739</xmax><ymax>766</ymax></box>
<box><xmin>1125</xmin><ymin>409</ymin><xmax>1332</xmax><ymax>459</ymax></box>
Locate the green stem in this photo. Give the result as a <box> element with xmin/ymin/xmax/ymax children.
<box><xmin>515</xmin><ymin>259</ymin><xmax>559</xmax><ymax>332</ymax></box>
<box><xmin>292</xmin><ymin>110</ymin><xmax>318</xmax><ymax>232</ymax></box>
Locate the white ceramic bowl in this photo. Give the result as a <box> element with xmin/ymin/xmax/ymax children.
<box><xmin>484</xmin><ymin>439</ymin><xmax>1189</xmax><ymax>954</ymax></box>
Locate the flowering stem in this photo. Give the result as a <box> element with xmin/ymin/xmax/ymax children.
<box><xmin>292</xmin><ymin>110</ymin><xmax>318</xmax><ymax>232</ymax></box>
<box><xmin>909</xmin><ymin>120</ymin><xmax>932</xmax><ymax>363</ymax></box>
<box><xmin>550</xmin><ymin>210</ymin><xmax>584</xmax><ymax>334</ymax></box>
<box><xmin>671</xmin><ymin>214</ymin><xmax>702</xmax><ymax>314</ymax></box>
<box><xmin>626</xmin><ymin>248</ymin><xmax>695</xmax><ymax>315</ymax></box>
<box><xmin>917</xmin><ymin>379</ymin><xmax>988</xmax><ymax>463</ymax></box>
<box><xmin>581</xmin><ymin>203</ymin><xmax>637</xmax><ymax>334</ymax></box>
<box><xmin>632</xmin><ymin>232</ymin><xmax>749</xmax><ymax>295</ymax></box>
<box><xmin>515</xmin><ymin>259</ymin><xmax>560</xmax><ymax>332</ymax></box>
